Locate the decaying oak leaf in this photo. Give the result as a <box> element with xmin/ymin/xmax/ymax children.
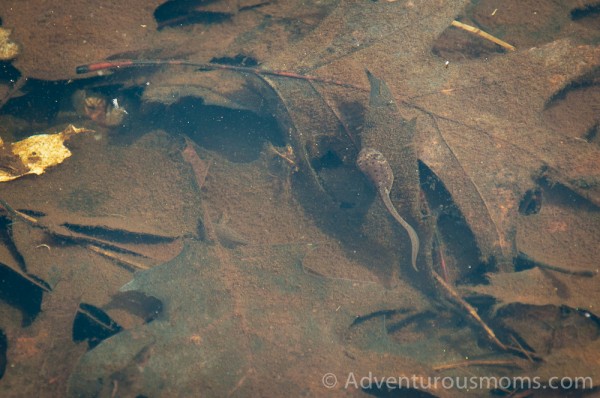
<box><xmin>0</xmin><ymin>125</ymin><xmax>93</xmax><ymax>182</ymax></box>
<box><xmin>0</xmin><ymin>1</ymin><xmax>597</xmax><ymax>396</ymax></box>
<box><xmin>464</xmin><ymin>267</ymin><xmax>599</xmax><ymax>314</ymax></box>
<box><xmin>66</xmin><ymin>241</ymin><xmax>448</xmax><ymax>397</ymax></box>
<box><xmin>136</xmin><ymin>0</ymin><xmax>599</xmax><ymax>273</ymax></box>
<box><xmin>286</xmin><ymin>2</ymin><xmax>599</xmax><ymax>270</ymax></box>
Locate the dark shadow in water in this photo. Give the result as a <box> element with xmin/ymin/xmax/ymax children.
<box><xmin>385</xmin><ymin>311</ymin><xmax>438</xmax><ymax>335</ymax></box>
<box><xmin>0</xmin><ymin>263</ymin><xmax>44</xmax><ymax>327</ymax></box>
<box><xmin>154</xmin><ymin>0</ymin><xmax>232</xmax><ymax>30</ymax></box>
<box><xmin>73</xmin><ymin>292</ymin><xmax>163</xmax><ymax>349</ymax></box>
<box><xmin>104</xmin><ymin>291</ymin><xmax>163</xmax><ymax>323</ymax></box>
<box><xmin>538</xmin><ymin>174</ymin><xmax>600</xmax><ymax>212</ymax></box>
<box><xmin>518</xmin><ymin>188</ymin><xmax>543</xmax><ymax>215</ymax></box>
<box><xmin>350</xmin><ymin>309</ymin><xmax>412</xmax><ymax>327</ymax></box>
<box><xmin>72</xmin><ymin>303</ymin><xmax>123</xmax><ymax>349</ymax></box>
<box><xmin>0</xmin><ymin>61</ymin><xmax>21</xmax><ymax>84</ymax></box>
<box><xmin>210</xmin><ymin>54</ymin><xmax>259</xmax><ymax>68</ymax></box>
<box><xmin>0</xmin><ymin>66</ymin><xmax>285</xmax><ymax>164</ymax></box>
<box><xmin>418</xmin><ymin>161</ymin><xmax>489</xmax><ymax>283</ymax></box>
<box><xmin>544</xmin><ymin>67</ymin><xmax>600</xmax><ymax>109</ymax></box>
<box><xmin>0</xmin><ymin>79</ymin><xmax>70</xmax><ymax>125</ymax></box>
<box><xmin>0</xmin><ymin>216</ymin><xmax>26</xmax><ymax>272</ymax></box>
<box><xmin>571</xmin><ymin>3</ymin><xmax>600</xmax><ymax>20</ymax></box>
<box><xmin>62</xmin><ymin>223</ymin><xmax>176</xmax><ymax>245</ymax></box>
<box><xmin>145</xmin><ymin>96</ymin><xmax>285</xmax><ymax>163</ymax></box>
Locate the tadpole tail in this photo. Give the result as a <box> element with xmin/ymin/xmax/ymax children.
<box><xmin>380</xmin><ymin>191</ymin><xmax>420</xmax><ymax>272</ymax></box>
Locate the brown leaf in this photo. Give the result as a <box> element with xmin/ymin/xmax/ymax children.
<box><xmin>464</xmin><ymin>267</ymin><xmax>599</xmax><ymax>313</ymax></box>
<box><xmin>2</xmin><ymin>1</ymin><xmax>599</xmax><ymax>396</ymax></box>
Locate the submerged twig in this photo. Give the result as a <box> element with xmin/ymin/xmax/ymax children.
<box><xmin>509</xmin><ymin>334</ymin><xmax>534</xmax><ymax>363</ymax></box>
<box><xmin>432</xmin><ymin>270</ymin><xmax>506</xmax><ymax>350</ymax></box>
<box><xmin>0</xmin><ymin>198</ymin><xmax>158</xmax><ymax>271</ymax></box>
<box><xmin>433</xmin><ymin>270</ymin><xmax>542</xmax><ymax>360</ymax></box>
<box><xmin>87</xmin><ymin>244</ymin><xmax>149</xmax><ymax>271</ymax></box>
<box><xmin>451</xmin><ymin>20</ymin><xmax>516</xmax><ymax>51</ymax></box>
<box><xmin>433</xmin><ymin>359</ymin><xmax>522</xmax><ymax>371</ymax></box>
<box><xmin>0</xmin><ymin>198</ymin><xmax>39</xmax><ymax>225</ymax></box>
<box><xmin>76</xmin><ymin>59</ymin><xmax>366</xmax><ymax>90</ymax></box>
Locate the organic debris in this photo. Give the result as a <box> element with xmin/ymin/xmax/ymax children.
<box><xmin>0</xmin><ymin>125</ymin><xmax>92</xmax><ymax>182</ymax></box>
<box><xmin>0</xmin><ymin>28</ymin><xmax>19</xmax><ymax>61</ymax></box>
<box><xmin>450</xmin><ymin>20</ymin><xmax>516</xmax><ymax>51</ymax></box>
<box><xmin>67</xmin><ymin>241</ymin><xmax>436</xmax><ymax>397</ymax></box>
<box><xmin>0</xmin><ymin>1</ymin><xmax>598</xmax><ymax>397</ymax></box>
<box><xmin>0</xmin><ymin>198</ymin><xmax>183</xmax><ymax>271</ymax></box>
<box><xmin>72</xmin><ymin>90</ymin><xmax>128</xmax><ymax>127</ymax></box>
<box><xmin>464</xmin><ymin>267</ymin><xmax>599</xmax><ymax>313</ymax></box>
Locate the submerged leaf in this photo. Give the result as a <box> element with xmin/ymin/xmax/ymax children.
<box><xmin>464</xmin><ymin>267</ymin><xmax>599</xmax><ymax>313</ymax></box>
<box><xmin>67</xmin><ymin>241</ymin><xmax>437</xmax><ymax>397</ymax></box>
<box><xmin>0</xmin><ymin>125</ymin><xmax>93</xmax><ymax>182</ymax></box>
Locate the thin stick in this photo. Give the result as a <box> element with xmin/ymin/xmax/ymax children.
<box><xmin>1</xmin><ymin>198</ymin><xmax>150</xmax><ymax>271</ymax></box>
<box><xmin>433</xmin><ymin>359</ymin><xmax>521</xmax><ymax>371</ymax></box>
<box><xmin>75</xmin><ymin>59</ymin><xmax>366</xmax><ymax>91</ymax></box>
<box><xmin>87</xmin><ymin>244</ymin><xmax>149</xmax><ymax>271</ymax></box>
<box><xmin>433</xmin><ymin>270</ymin><xmax>542</xmax><ymax>359</ymax></box>
<box><xmin>0</xmin><ymin>198</ymin><xmax>39</xmax><ymax>225</ymax></box>
<box><xmin>451</xmin><ymin>20</ymin><xmax>516</xmax><ymax>51</ymax></box>
<box><xmin>432</xmin><ymin>270</ymin><xmax>506</xmax><ymax>350</ymax></box>
<box><xmin>76</xmin><ymin>305</ymin><xmax>118</xmax><ymax>330</ymax></box>
<box><xmin>509</xmin><ymin>334</ymin><xmax>534</xmax><ymax>363</ymax></box>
